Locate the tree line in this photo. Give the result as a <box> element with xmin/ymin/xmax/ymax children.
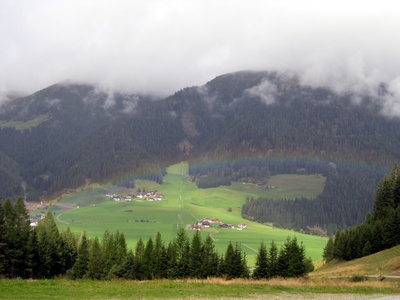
<box><xmin>323</xmin><ymin>163</ymin><xmax>400</xmax><ymax>262</ymax></box>
<box><xmin>241</xmin><ymin>168</ymin><xmax>381</xmax><ymax>235</ymax></box>
<box><xmin>0</xmin><ymin>197</ymin><xmax>312</xmax><ymax>279</ymax></box>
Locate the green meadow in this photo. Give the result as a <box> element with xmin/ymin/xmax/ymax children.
<box><xmin>51</xmin><ymin>162</ymin><xmax>328</xmax><ymax>266</ymax></box>
<box><xmin>0</xmin><ymin>113</ymin><xmax>50</xmax><ymax>131</ymax></box>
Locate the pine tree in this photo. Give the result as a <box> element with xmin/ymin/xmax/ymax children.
<box><xmin>60</xmin><ymin>228</ymin><xmax>78</xmax><ymax>273</ymax></box>
<box><xmin>69</xmin><ymin>231</ymin><xmax>89</xmax><ymax>279</ymax></box>
<box><xmin>152</xmin><ymin>232</ymin><xmax>166</xmax><ymax>279</ymax></box>
<box><xmin>277</xmin><ymin>236</ymin><xmax>308</xmax><ymax>278</ymax></box>
<box><xmin>323</xmin><ymin>236</ymin><xmax>335</xmax><ymax>262</ymax></box>
<box><xmin>224</xmin><ymin>242</ymin><xmax>248</xmax><ymax>279</ymax></box>
<box><xmin>392</xmin><ymin>164</ymin><xmax>400</xmax><ymax>208</ymax></box>
<box><xmin>115</xmin><ymin>231</ymin><xmax>127</xmax><ymax>265</ymax></box>
<box><xmin>101</xmin><ymin>230</ymin><xmax>116</xmax><ymax>278</ymax></box>
<box><xmin>3</xmin><ymin>198</ymin><xmax>31</xmax><ymax>278</ymax></box>
<box><xmin>134</xmin><ymin>238</ymin><xmax>145</xmax><ymax>280</ymax></box>
<box><xmin>201</xmin><ymin>234</ymin><xmax>219</xmax><ymax>278</ymax></box>
<box><xmin>268</xmin><ymin>241</ymin><xmax>279</xmax><ymax>278</ymax></box>
<box><xmin>175</xmin><ymin>227</ymin><xmax>190</xmax><ymax>278</ymax></box>
<box><xmin>189</xmin><ymin>230</ymin><xmax>203</xmax><ymax>278</ymax></box>
<box><xmin>114</xmin><ymin>250</ymin><xmax>136</xmax><ymax>279</ymax></box>
<box><xmin>86</xmin><ymin>237</ymin><xmax>103</xmax><ymax>279</ymax></box>
<box><xmin>224</xmin><ymin>242</ymin><xmax>235</xmax><ymax>279</ymax></box>
<box><xmin>0</xmin><ymin>203</ymin><xmax>7</xmax><ymax>277</ymax></box>
<box><xmin>373</xmin><ymin>175</ymin><xmax>394</xmax><ymax>219</ymax></box>
<box><xmin>276</xmin><ymin>246</ymin><xmax>288</xmax><ymax>277</ymax></box>
<box><xmin>34</xmin><ymin>211</ymin><xmax>64</xmax><ymax>278</ymax></box>
<box><xmin>13</xmin><ymin>197</ymin><xmax>32</xmax><ymax>278</ymax></box>
<box><xmin>142</xmin><ymin>237</ymin><xmax>154</xmax><ymax>279</ymax></box>
<box><xmin>253</xmin><ymin>241</ymin><xmax>268</xmax><ymax>279</ymax></box>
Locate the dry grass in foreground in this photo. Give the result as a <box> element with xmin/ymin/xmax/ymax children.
<box><xmin>181</xmin><ymin>277</ymin><xmax>399</xmax><ymax>289</ymax></box>
<box><xmin>311</xmin><ymin>245</ymin><xmax>400</xmax><ymax>278</ymax></box>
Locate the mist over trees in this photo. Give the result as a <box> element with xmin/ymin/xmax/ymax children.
<box><xmin>0</xmin><ymin>71</ymin><xmax>399</xmax><ymax>236</ymax></box>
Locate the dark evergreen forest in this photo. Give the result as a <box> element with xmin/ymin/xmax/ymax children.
<box><xmin>241</xmin><ymin>168</ymin><xmax>381</xmax><ymax>235</ymax></box>
<box><xmin>323</xmin><ymin>163</ymin><xmax>400</xmax><ymax>262</ymax></box>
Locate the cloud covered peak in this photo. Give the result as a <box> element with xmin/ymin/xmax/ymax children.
<box><xmin>1</xmin><ymin>0</ymin><xmax>400</xmax><ymax>108</ymax></box>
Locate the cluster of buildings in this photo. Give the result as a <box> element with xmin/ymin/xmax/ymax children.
<box><xmin>29</xmin><ymin>211</ymin><xmax>48</xmax><ymax>227</ymax></box>
<box><xmin>135</xmin><ymin>190</ymin><xmax>165</xmax><ymax>201</ymax></box>
<box><xmin>106</xmin><ymin>193</ymin><xmax>133</xmax><ymax>202</ymax></box>
<box><xmin>190</xmin><ymin>217</ymin><xmax>247</xmax><ymax>231</ymax></box>
<box><xmin>106</xmin><ymin>190</ymin><xmax>165</xmax><ymax>202</ymax></box>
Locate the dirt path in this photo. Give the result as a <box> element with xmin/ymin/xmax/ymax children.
<box><xmin>55</xmin><ymin>203</ymin><xmax>77</xmax><ymax>225</ymax></box>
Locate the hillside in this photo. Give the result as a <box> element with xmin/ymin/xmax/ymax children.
<box><xmin>1</xmin><ymin>70</ymin><xmax>400</xmax><ymax>233</ymax></box>
<box><xmin>312</xmin><ymin>245</ymin><xmax>400</xmax><ymax>277</ymax></box>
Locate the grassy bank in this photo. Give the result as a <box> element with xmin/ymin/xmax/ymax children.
<box><xmin>0</xmin><ymin>277</ymin><xmax>398</xmax><ymax>299</ymax></box>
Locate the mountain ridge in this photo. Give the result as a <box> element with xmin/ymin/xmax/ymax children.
<box><xmin>0</xmin><ymin>70</ymin><xmax>399</xmax><ymax>233</ymax></box>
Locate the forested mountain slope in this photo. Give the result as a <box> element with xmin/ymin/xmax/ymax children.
<box><xmin>0</xmin><ymin>71</ymin><xmax>399</xmax><ymax>233</ymax></box>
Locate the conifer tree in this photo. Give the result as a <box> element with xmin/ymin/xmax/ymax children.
<box><xmin>142</xmin><ymin>237</ymin><xmax>154</xmax><ymax>279</ymax></box>
<box><xmin>3</xmin><ymin>198</ymin><xmax>31</xmax><ymax>278</ymax></box>
<box><xmin>87</xmin><ymin>237</ymin><xmax>103</xmax><ymax>279</ymax></box>
<box><xmin>224</xmin><ymin>242</ymin><xmax>248</xmax><ymax>279</ymax></box>
<box><xmin>201</xmin><ymin>234</ymin><xmax>219</xmax><ymax>278</ymax></box>
<box><xmin>134</xmin><ymin>238</ymin><xmax>145</xmax><ymax>280</ymax></box>
<box><xmin>166</xmin><ymin>240</ymin><xmax>178</xmax><ymax>279</ymax></box>
<box><xmin>189</xmin><ymin>230</ymin><xmax>203</xmax><ymax>278</ymax></box>
<box><xmin>253</xmin><ymin>241</ymin><xmax>268</xmax><ymax>279</ymax></box>
<box><xmin>373</xmin><ymin>175</ymin><xmax>394</xmax><ymax>219</ymax></box>
<box><xmin>153</xmin><ymin>232</ymin><xmax>167</xmax><ymax>279</ymax></box>
<box><xmin>175</xmin><ymin>227</ymin><xmax>190</xmax><ymax>278</ymax></box>
<box><xmin>323</xmin><ymin>236</ymin><xmax>335</xmax><ymax>262</ymax></box>
<box><xmin>392</xmin><ymin>164</ymin><xmax>400</xmax><ymax>208</ymax></box>
<box><xmin>101</xmin><ymin>230</ymin><xmax>116</xmax><ymax>278</ymax></box>
<box><xmin>268</xmin><ymin>240</ymin><xmax>279</xmax><ymax>278</ymax></box>
<box><xmin>115</xmin><ymin>231</ymin><xmax>127</xmax><ymax>265</ymax></box>
<box><xmin>114</xmin><ymin>250</ymin><xmax>136</xmax><ymax>279</ymax></box>
<box><xmin>0</xmin><ymin>203</ymin><xmax>6</xmax><ymax>277</ymax></box>
<box><xmin>69</xmin><ymin>231</ymin><xmax>89</xmax><ymax>279</ymax></box>
<box><xmin>60</xmin><ymin>228</ymin><xmax>78</xmax><ymax>273</ymax></box>
<box><xmin>34</xmin><ymin>211</ymin><xmax>64</xmax><ymax>278</ymax></box>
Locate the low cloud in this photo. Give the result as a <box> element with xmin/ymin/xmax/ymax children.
<box><xmin>244</xmin><ymin>79</ymin><xmax>278</xmax><ymax>105</ymax></box>
<box><xmin>1</xmin><ymin>0</ymin><xmax>400</xmax><ymax>117</ymax></box>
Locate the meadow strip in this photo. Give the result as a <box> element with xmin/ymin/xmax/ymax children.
<box><xmin>0</xmin><ymin>278</ymin><xmax>398</xmax><ymax>300</ymax></box>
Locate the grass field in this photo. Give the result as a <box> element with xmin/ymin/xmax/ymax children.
<box><xmin>1</xmin><ymin>277</ymin><xmax>399</xmax><ymax>299</ymax></box>
<box><xmin>49</xmin><ymin>162</ymin><xmax>328</xmax><ymax>265</ymax></box>
<box><xmin>0</xmin><ymin>113</ymin><xmax>50</xmax><ymax>131</ymax></box>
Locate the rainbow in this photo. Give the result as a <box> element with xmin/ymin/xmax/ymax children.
<box><xmin>187</xmin><ymin>153</ymin><xmax>392</xmax><ymax>177</ymax></box>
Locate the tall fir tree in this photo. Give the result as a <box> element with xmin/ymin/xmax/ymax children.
<box><xmin>3</xmin><ymin>198</ymin><xmax>31</xmax><ymax>278</ymax></box>
<box><xmin>174</xmin><ymin>227</ymin><xmax>190</xmax><ymax>278</ymax></box>
<box><xmin>34</xmin><ymin>211</ymin><xmax>64</xmax><ymax>278</ymax></box>
<box><xmin>153</xmin><ymin>232</ymin><xmax>167</xmax><ymax>279</ymax></box>
<box><xmin>268</xmin><ymin>241</ymin><xmax>279</xmax><ymax>278</ymax></box>
<box><xmin>86</xmin><ymin>237</ymin><xmax>104</xmax><ymax>280</ymax></box>
<box><xmin>201</xmin><ymin>234</ymin><xmax>219</xmax><ymax>278</ymax></box>
<box><xmin>101</xmin><ymin>230</ymin><xmax>116</xmax><ymax>278</ymax></box>
<box><xmin>69</xmin><ymin>231</ymin><xmax>89</xmax><ymax>279</ymax></box>
<box><xmin>0</xmin><ymin>203</ymin><xmax>6</xmax><ymax>277</ymax></box>
<box><xmin>60</xmin><ymin>228</ymin><xmax>78</xmax><ymax>273</ymax></box>
<box><xmin>188</xmin><ymin>230</ymin><xmax>203</xmax><ymax>278</ymax></box>
<box><xmin>142</xmin><ymin>237</ymin><xmax>154</xmax><ymax>279</ymax></box>
<box><xmin>253</xmin><ymin>241</ymin><xmax>269</xmax><ymax>279</ymax></box>
<box><xmin>323</xmin><ymin>236</ymin><xmax>335</xmax><ymax>262</ymax></box>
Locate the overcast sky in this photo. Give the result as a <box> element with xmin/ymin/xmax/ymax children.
<box><xmin>1</xmin><ymin>0</ymin><xmax>400</xmax><ymax>104</ymax></box>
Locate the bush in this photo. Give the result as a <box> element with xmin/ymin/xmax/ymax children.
<box><xmin>350</xmin><ymin>275</ymin><xmax>368</xmax><ymax>282</ymax></box>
